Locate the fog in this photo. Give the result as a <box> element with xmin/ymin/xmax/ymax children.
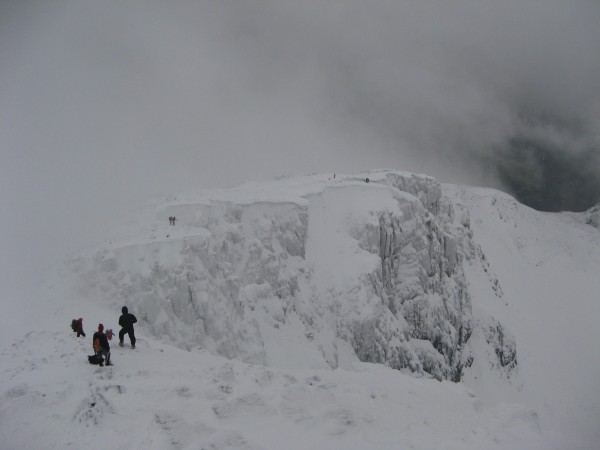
<box><xmin>1</xmin><ymin>0</ymin><xmax>599</xmax><ymax>294</ymax></box>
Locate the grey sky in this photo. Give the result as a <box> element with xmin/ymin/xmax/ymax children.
<box><xmin>1</xmin><ymin>0</ymin><xmax>599</xmax><ymax>293</ymax></box>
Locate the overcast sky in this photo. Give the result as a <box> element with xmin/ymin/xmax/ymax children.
<box><xmin>1</xmin><ymin>0</ymin><xmax>599</xmax><ymax>294</ymax></box>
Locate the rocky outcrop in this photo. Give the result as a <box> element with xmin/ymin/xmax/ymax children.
<box><xmin>585</xmin><ymin>203</ymin><xmax>600</xmax><ymax>229</ymax></box>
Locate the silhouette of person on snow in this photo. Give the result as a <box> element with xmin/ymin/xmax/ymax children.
<box><xmin>92</xmin><ymin>323</ymin><xmax>111</xmax><ymax>366</ymax></box>
<box><xmin>71</xmin><ymin>318</ymin><xmax>86</xmax><ymax>337</ymax></box>
<box><xmin>119</xmin><ymin>306</ymin><xmax>137</xmax><ymax>349</ymax></box>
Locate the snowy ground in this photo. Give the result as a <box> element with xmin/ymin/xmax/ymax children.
<box><xmin>451</xmin><ymin>185</ymin><xmax>600</xmax><ymax>450</ymax></box>
<box><xmin>1</xmin><ymin>328</ymin><xmax>543</xmax><ymax>450</ymax></box>
<box><xmin>1</xmin><ymin>171</ymin><xmax>599</xmax><ymax>449</ymax></box>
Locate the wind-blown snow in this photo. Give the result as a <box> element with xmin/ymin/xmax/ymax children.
<box><xmin>1</xmin><ymin>170</ymin><xmax>599</xmax><ymax>449</ymax></box>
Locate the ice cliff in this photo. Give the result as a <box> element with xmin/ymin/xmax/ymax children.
<box><xmin>71</xmin><ymin>170</ymin><xmax>515</xmax><ymax>381</ymax></box>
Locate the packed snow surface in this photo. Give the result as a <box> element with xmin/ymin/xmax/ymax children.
<box><xmin>1</xmin><ymin>170</ymin><xmax>599</xmax><ymax>449</ymax></box>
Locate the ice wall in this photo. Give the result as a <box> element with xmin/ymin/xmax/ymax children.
<box><xmin>74</xmin><ymin>171</ymin><xmax>514</xmax><ymax>381</ymax></box>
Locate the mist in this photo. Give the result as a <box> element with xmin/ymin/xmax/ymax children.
<box><xmin>1</xmin><ymin>0</ymin><xmax>599</xmax><ymax>295</ymax></box>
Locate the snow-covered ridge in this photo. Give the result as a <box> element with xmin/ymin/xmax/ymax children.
<box><xmin>4</xmin><ymin>169</ymin><xmax>600</xmax><ymax>448</ymax></box>
<box><xmin>70</xmin><ymin>170</ymin><xmax>510</xmax><ymax>381</ymax></box>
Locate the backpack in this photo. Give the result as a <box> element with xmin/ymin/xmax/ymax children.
<box><xmin>71</xmin><ymin>319</ymin><xmax>77</xmax><ymax>331</ymax></box>
<box><xmin>88</xmin><ymin>354</ymin><xmax>103</xmax><ymax>365</ymax></box>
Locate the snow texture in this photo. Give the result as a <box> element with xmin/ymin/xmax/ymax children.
<box><xmin>1</xmin><ymin>170</ymin><xmax>599</xmax><ymax>449</ymax></box>
<box><xmin>70</xmin><ymin>171</ymin><xmax>479</xmax><ymax>382</ymax></box>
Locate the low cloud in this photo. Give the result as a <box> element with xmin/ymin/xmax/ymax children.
<box><xmin>1</xmin><ymin>0</ymin><xmax>599</xmax><ymax>292</ymax></box>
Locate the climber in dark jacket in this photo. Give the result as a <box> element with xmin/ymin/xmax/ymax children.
<box><xmin>72</xmin><ymin>318</ymin><xmax>86</xmax><ymax>337</ymax></box>
<box><xmin>118</xmin><ymin>306</ymin><xmax>137</xmax><ymax>349</ymax></box>
<box><xmin>92</xmin><ymin>323</ymin><xmax>111</xmax><ymax>366</ymax></box>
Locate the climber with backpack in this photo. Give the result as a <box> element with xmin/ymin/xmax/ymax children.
<box><xmin>71</xmin><ymin>318</ymin><xmax>86</xmax><ymax>337</ymax></box>
<box><xmin>91</xmin><ymin>323</ymin><xmax>112</xmax><ymax>366</ymax></box>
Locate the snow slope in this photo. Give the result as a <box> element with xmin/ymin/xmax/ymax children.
<box><xmin>1</xmin><ymin>329</ymin><xmax>545</xmax><ymax>450</ymax></box>
<box><xmin>450</xmin><ymin>186</ymin><xmax>600</xmax><ymax>449</ymax></box>
<box><xmin>1</xmin><ymin>170</ymin><xmax>599</xmax><ymax>449</ymax></box>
